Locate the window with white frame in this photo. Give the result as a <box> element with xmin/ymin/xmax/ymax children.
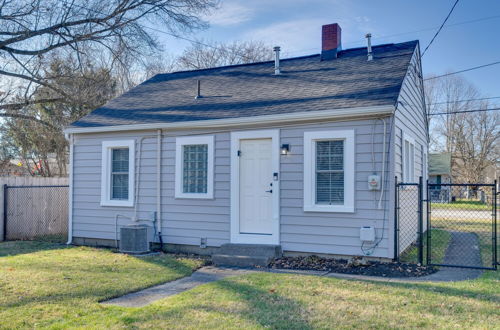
<box><xmin>101</xmin><ymin>140</ymin><xmax>135</xmax><ymax>207</ymax></box>
<box><xmin>175</xmin><ymin>135</ymin><xmax>214</xmax><ymax>199</ymax></box>
<box><xmin>402</xmin><ymin>133</ymin><xmax>416</xmax><ymax>183</ymax></box>
<box><xmin>304</xmin><ymin>130</ymin><xmax>355</xmax><ymax>213</ymax></box>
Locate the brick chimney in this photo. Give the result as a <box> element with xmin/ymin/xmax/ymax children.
<box><xmin>321</xmin><ymin>23</ymin><xmax>342</xmax><ymax>60</ymax></box>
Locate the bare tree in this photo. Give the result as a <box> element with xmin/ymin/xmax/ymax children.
<box><xmin>0</xmin><ymin>0</ymin><xmax>217</xmax><ymax>118</ymax></box>
<box><xmin>451</xmin><ymin>108</ymin><xmax>499</xmax><ymax>183</ymax></box>
<box><xmin>177</xmin><ymin>40</ymin><xmax>273</xmax><ymax>70</ymax></box>
<box><xmin>1</xmin><ymin>55</ymin><xmax>118</xmax><ymax>176</ymax></box>
<box><xmin>425</xmin><ymin>74</ymin><xmax>499</xmax><ymax>182</ymax></box>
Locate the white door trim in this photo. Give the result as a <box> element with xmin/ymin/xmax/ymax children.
<box><xmin>230</xmin><ymin>129</ymin><xmax>280</xmax><ymax>244</ymax></box>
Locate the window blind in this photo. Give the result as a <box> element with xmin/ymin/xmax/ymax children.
<box><xmin>111</xmin><ymin>148</ymin><xmax>129</xmax><ymax>200</ymax></box>
<box><xmin>315</xmin><ymin>140</ymin><xmax>344</xmax><ymax>205</ymax></box>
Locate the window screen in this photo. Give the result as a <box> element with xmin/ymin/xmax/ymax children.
<box><xmin>111</xmin><ymin>148</ymin><xmax>129</xmax><ymax>200</ymax></box>
<box><xmin>315</xmin><ymin>140</ymin><xmax>344</xmax><ymax>205</ymax></box>
<box><xmin>183</xmin><ymin>144</ymin><xmax>208</xmax><ymax>193</ymax></box>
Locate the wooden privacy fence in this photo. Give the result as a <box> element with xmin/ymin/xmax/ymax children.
<box><xmin>0</xmin><ymin>177</ymin><xmax>69</xmax><ymax>241</ymax></box>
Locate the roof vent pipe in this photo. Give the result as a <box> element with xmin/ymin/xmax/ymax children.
<box><xmin>366</xmin><ymin>33</ymin><xmax>373</xmax><ymax>61</ymax></box>
<box><xmin>195</xmin><ymin>79</ymin><xmax>201</xmax><ymax>99</ymax></box>
<box><xmin>273</xmin><ymin>46</ymin><xmax>281</xmax><ymax>75</ymax></box>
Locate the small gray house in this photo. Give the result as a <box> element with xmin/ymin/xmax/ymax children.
<box><xmin>429</xmin><ymin>153</ymin><xmax>452</xmax><ymax>202</ymax></box>
<box><xmin>64</xmin><ymin>23</ymin><xmax>427</xmax><ymax>263</ymax></box>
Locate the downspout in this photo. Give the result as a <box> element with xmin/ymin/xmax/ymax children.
<box><xmin>157</xmin><ymin>129</ymin><xmax>163</xmax><ymax>250</ymax></box>
<box><xmin>66</xmin><ymin>133</ymin><xmax>74</xmax><ymax>245</ymax></box>
<box><xmin>377</xmin><ymin>118</ymin><xmax>387</xmax><ymax>209</ymax></box>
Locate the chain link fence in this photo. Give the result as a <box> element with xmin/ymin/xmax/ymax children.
<box><xmin>3</xmin><ymin>185</ymin><xmax>69</xmax><ymax>242</ymax></box>
<box><xmin>395</xmin><ymin>178</ymin><xmax>498</xmax><ymax>270</ymax></box>
<box><xmin>427</xmin><ymin>183</ymin><xmax>497</xmax><ymax>270</ymax></box>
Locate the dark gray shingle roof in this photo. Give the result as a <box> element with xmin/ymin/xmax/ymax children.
<box><xmin>71</xmin><ymin>40</ymin><xmax>418</xmax><ymax>128</ymax></box>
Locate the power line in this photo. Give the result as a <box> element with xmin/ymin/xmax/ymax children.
<box><xmin>429</xmin><ymin>96</ymin><xmax>500</xmax><ymax>105</ymax></box>
<box><xmin>424</xmin><ymin>60</ymin><xmax>500</xmax><ymax>80</ymax></box>
<box><xmin>367</xmin><ymin>14</ymin><xmax>500</xmax><ymax>44</ymax></box>
<box><xmin>271</xmin><ymin>14</ymin><xmax>500</xmax><ymax>57</ymax></box>
<box><xmin>428</xmin><ymin>107</ymin><xmax>500</xmax><ymax>116</ymax></box>
<box><xmin>421</xmin><ymin>0</ymin><xmax>460</xmax><ymax>57</ymax></box>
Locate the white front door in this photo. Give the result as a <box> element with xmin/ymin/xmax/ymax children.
<box><xmin>230</xmin><ymin>130</ymin><xmax>280</xmax><ymax>244</ymax></box>
<box><xmin>239</xmin><ymin>138</ymin><xmax>273</xmax><ymax>234</ymax></box>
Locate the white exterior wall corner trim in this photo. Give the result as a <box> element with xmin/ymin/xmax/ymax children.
<box><xmin>64</xmin><ymin>105</ymin><xmax>395</xmax><ymax>134</ymax></box>
<box><xmin>230</xmin><ymin>129</ymin><xmax>280</xmax><ymax>245</ymax></box>
<box><xmin>303</xmin><ymin>130</ymin><xmax>355</xmax><ymax>213</ymax></box>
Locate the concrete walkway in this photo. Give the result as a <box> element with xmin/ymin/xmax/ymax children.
<box><xmin>102</xmin><ymin>266</ymin><xmax>257</xmax><ymax>307</ymax></box>
<box><xmin>102</xmin><ymin>230</ymin><xmax>484</xmax><ymax>307</ymax></box>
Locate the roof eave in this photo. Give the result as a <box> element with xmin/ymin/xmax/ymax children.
<box><xmin>64</xmin><ymin>104</ymin><xmax>395</xmax><ymax>134</ymax></box>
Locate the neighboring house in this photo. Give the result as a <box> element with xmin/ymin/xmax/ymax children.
<box><xmin>428</xmin><ymin>153</ymin><xmax>452</xmax><ymax>202</ymax></box>
<box><xmin>64</xmin><ymin>23</ymin><xmax>427</xmax><ymax>261</ymax></box>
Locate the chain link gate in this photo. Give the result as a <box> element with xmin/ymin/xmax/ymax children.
<box><xmin>394</xmin><ymin>177</ymin><xmax>425</xmax><ymax>264</ymax></box>
<box><xmin>3</xmin><ymin>185</ymin><xmax>69</xmax><ymax>242</ymax></box>
<box><xmin>395</xmin><ymin>178</ymin><xmax>498</xmax><ymax>270</ymax></box>
<box><xmin>427</xmin><ymin>182</ymin><xmax>497</xmax><ymax>270</ymax></box>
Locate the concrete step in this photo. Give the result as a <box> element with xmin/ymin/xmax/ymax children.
<box><xmin>218</xmin><ymin>244</ymin><xmax>282</xmax><ymax>258</ymax></box>
<box><xmin>212</xmin><ymin>254</ymin><xmax>272</xmax><ymax>268</ymax></box>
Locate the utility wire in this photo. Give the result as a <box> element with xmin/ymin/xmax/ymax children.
<box><xmin>428</xmin><ymin>107</ymin><xmax>500</xmax><ymax>116</ymax></box>
<box><xmin>429</xmin><ymin>96</ymin><xmax>500</xmax><ymax>105</ymax></box>
<box><xmin>424</xmin><ymin>60</ymin><xmax>500</xmax><ymax>80</ymax></box>
<box><xmin>285</xmin><ymin>14</ymin><xmax>500</xmax><ymax>57</ymax></box>
<box><xmin>421</xmin><ymin>0</ymin><xmax>460</xmax><ymax>57</ymax></box>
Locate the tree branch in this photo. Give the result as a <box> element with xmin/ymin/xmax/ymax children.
<box><xmin>0</xmin><ymin>98</ymin><xmax>64</xmax><ymax>110</ymax></box>
<box><xmin>0</xmin><ymin>112</ymin><xmax>57</xmax><ymax>129</ymax></box>
<box><xmin>0</xmin><ymin>69</ymin><xmax>70</xmax><ymax>98</ymax></box>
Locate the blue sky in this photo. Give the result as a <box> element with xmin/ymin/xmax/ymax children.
<box><xmin>154</xmin><ymin>0</ymin><xmax>500</xmax><ymax>97</ymax></box>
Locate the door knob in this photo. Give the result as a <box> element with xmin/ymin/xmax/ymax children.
<box><xmin>265</xmin><ymin>189</ymin><xmax>273</xmax><ymax>193</ymax></box>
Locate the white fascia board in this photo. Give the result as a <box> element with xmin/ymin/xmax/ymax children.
<box><xmin>64</xmin><ymin>105</ymin><xmax>395</xmax><ymax>134</ymax></box>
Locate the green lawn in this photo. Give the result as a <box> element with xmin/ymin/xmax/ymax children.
<box><xmin>1</xmin><ymin>241</ymin><xmax>499</xmax><ymax>329</ymax></box>
<box><xmin>0</xmin><ymin>241</ymin><xmax>205</xmax><ymax>329</ymax></box>
<box><xmin>400</xmin><ymin>229</ymin><xmax>452</xmax><ymax>265</ymax></box>
<box><xmin>401</xmin><ymin>216</ymin><xmax>496</xmax><ymax>268</ymax></box>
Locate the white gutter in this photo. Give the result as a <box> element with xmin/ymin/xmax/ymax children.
<box><xmin>64</xmin><ymin>105</ymin><xmax>395</xmax><ymax>134</ymax></box>
<box><xmin>66</xmin><ymin>134</ymin><xmax>74</xmax><ymax>245</ymax></box>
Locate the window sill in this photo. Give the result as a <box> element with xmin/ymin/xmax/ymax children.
<box><xmin>100</xmin><ymin>200</ymin><xmax>134</xmax><ymax>207</ymax></box>
<box><xmin>303</xmin><ymin>204</ymin><xmax>355</xmax><ymax>213</ymax></box>
<box><xmin>174</xmin><ymin>193</ymin><xmax>214</xmax><ymax>200</ymax></box>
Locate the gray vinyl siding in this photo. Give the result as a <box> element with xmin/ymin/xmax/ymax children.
<box><xmin>72</xmin><ymin>130</ymin><xmax>231</xmax><ymax>247</ymax></box>
<box><xmin>394</xmin><ymin>46</ymin><xmax>427</xmax><ymax>182</ymax></box>
<box><xmin>72</xmin><ymin>131</ymin><xmax>159</xmax><ymax>241</ymax></box>
<box><xmin>393</xmin><ymin>45</ymin><xmax>428</xmax><ymax>254</ymax></box>
<box><xmin>162</xmin><ymin>132</ymin><xmax>230</xmax><ymax>247</ymax></box>
<box><xmin>280</xmin><ymin>119</ymin><xmax>392</xmax><ymax>258</ymax></box>
<box><xmin>71</xmin><ymin>116</ymin><xmax>394</xmax><ymax>258</ymax></box>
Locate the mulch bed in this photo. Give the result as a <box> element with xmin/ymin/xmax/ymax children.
<box><xmin>270</xmin><ymin>255</ymin><xmax>437</xmax><ymax>277</ymax></box>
